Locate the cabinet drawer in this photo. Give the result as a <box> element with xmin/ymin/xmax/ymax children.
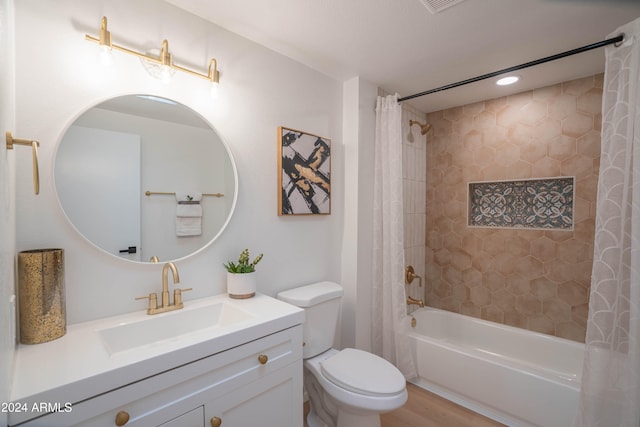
<box><xmin>158</xmin><ymin>406</ymin><xmax>203</xmax><ymax>427</ymax></box>
<box><xmin>19</xmin><ymin>326</ymin><xmax>302</xmax><ymax>427</ymax></box>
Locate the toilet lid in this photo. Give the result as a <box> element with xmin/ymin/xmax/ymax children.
<box><xmin>320</xmin><ymin>348</ymin><xmax>406</xmax><ymax>397</ymax></box>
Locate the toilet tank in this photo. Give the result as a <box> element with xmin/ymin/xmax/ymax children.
<box><xmin>277</xmin><ymin>282</ymin><xmax>343</xmax><ymax>359</ymax></box>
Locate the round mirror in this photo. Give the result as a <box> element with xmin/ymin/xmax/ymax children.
<box><xmin>54</xmin><ymin>94</ymin><xmax>237</xmax><ymax>263</ymax></box>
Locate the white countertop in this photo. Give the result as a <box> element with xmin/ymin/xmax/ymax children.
<box><xmin>9</xmin><ymin>293</ymin><xmax>304</xmax><ymax>425</ymax></box>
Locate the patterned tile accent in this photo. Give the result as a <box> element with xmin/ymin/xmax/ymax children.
<box><xmin>469</xmin><ymin>177</ymin><xmax>574</xmax><ymax>230</ymax></box>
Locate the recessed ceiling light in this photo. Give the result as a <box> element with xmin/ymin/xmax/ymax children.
<box><xmin>496</xmin><ymin>76</ymin><xmax>519</xmax><ymax>86</ymax></box>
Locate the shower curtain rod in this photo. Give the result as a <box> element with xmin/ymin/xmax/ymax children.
<box><xmin>398</xmin><ymin>33</ymin><xmax>624</xmax><ymax>102</ymax></box>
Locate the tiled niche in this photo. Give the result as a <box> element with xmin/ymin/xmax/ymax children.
<box><xmin>468</xmin><ymin>177</ymin><xmax>574</xmax><ymax>230</ymax></box>
<box><xmin>425</xmin><ymin>74</ymin><xmax>602</xmax><ymax>342</ymax></box>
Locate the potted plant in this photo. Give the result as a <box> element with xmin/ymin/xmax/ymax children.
<box><xmin>224</xmin><ymin>249</ymin><xmax>263</xmax><ymax>299</ymax></box>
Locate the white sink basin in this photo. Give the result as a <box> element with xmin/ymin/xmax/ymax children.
<box><xmin>99</xmin><ymin>302</ymin><xmax>254</xmax><ymax>356</ymax></box>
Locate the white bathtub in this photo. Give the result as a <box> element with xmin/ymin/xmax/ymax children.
<box><xmin>406</xmin><ymin>307</ymin><xmax>584</xmax><ymax>427</ymax></box>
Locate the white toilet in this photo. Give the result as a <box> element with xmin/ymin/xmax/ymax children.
<box><xmin>278</xmin><ymin>281</ymin><xmax>407</xmax><ymax>427</ymax></box>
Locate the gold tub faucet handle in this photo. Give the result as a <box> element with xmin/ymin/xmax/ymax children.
<box><xmin>405</xmin><ymin>265</ymin><xmax>423</xmax><ymax>286</ymax></box>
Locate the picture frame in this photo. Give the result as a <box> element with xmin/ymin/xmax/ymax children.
<box><xmin>278</xmin><ymin>126</ymin><xmax>331</xmax><ymax>215</ymax></box>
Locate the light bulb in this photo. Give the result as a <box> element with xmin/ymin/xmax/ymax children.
<box><xmin>98</xmin><ymin>45</ymin><xmax>113</xmax><ymax>66</ymax></box>
<box><xmin>210</xmin><ymin>81</ymin><xmax>219</xmax><ymax>99</ymax></box>
<box><xmin>159</xmin><ymin>65</ymin><xmax>172</xmax><ymax>84</ymax></box>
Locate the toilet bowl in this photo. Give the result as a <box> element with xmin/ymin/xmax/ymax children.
<box><xmin>304</xmin><ymin>348</ymin><xmax>407</xmax><ymax>427</ymax></box>
<box><xmin>277</xmin><ymin>282</ymin><xmax>408</xmax><ymax>427</ymax></box>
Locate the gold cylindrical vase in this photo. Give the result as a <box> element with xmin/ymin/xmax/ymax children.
<box><xmin>18</xmin><ymin>249</ymin><xmax>66</xmax><ymax>344</ymax></box>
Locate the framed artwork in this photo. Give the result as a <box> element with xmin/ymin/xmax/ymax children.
<box><xmin>278</xmin><ymin>127</ymin><xmax>331</xmax><ymax>215</ymax></box>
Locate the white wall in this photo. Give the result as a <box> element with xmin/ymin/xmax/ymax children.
<box><xmin>13</xmin><ymin>0</ymin><xmax>344</xmax><ymax>324</ymax></box>
<box><xmin>341</xmin><ymin>77</ymin><xmax>377</xmax><ymax>351</ymax></box>
<box><xmin>0</xmin><ymin>0</ymin><xmax>16</xmax><ymax>425</ymax></box>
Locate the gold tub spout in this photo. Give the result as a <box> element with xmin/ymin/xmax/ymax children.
<box><xmin>407</xmin><ymin>296</ymin><xmax>425</xmax><ymax>308</ymax></box>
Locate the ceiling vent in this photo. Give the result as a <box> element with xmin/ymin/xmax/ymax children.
<box><xmin>419</xmin><ymin>0</ymin><xmax>467</xmax><ymax>14</ymax></box>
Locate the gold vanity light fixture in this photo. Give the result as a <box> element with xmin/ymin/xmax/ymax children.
<box><xmin>85</xmin><ymin>17</ymin><xmax>220</xmax><ymax>95</ymax></box>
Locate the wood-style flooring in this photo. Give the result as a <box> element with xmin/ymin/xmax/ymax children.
<box><xmin>380</xmin><ymin>383</ymin><xmax>506</xmax><ymax>427</ymax></box>
<box><xmin>304</xmin><ymin>383</ymin><xmax>505</xmax><ymax>427</ymax></box>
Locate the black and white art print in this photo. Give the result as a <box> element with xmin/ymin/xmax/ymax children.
<box><xmin>278</xmin><ymin>127</ymin><xmax>331</xmax><ymax>215</ymax></box>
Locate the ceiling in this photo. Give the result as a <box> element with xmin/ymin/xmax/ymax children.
<box><xmin>165</xmin><ymin>0</ymin><xmax>640</xmax><ymax>113</ymax></box>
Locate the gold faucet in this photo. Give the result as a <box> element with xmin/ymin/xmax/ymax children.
<box><xmin>161</xmin><ymin>261</ymin><xmax>179</xmax><ymax>307</ymax></box>
<box><xmin>136</xmin><ymin>262</ymin><xmax>192</xmax><ymax>315</ymax></box>
<box><xmin>407</xmin><ymin>296</ymin><xmax>425</xmax><ymax>308</ymax></box>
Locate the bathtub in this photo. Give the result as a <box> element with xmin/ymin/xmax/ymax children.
<box><xmin>406</xmin><ymin>307</ymin><xmax>584</xmax><ymax>427</ymax></box>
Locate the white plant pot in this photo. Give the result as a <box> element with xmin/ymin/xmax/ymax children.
<box><xmin>226</xmin><ymin>272</ymin><xmax>256</xmax><ymax>299</ymax></box>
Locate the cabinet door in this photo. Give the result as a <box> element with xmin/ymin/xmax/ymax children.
<box><xmin>206</xmin><ymin>367</ymin><xmax>302</xmax><ymax>427</ymax></box>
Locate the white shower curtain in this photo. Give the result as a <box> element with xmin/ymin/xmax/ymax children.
<box><xmin>372</xmin><ymin>94</ymin><xmax>416</xmax><ymax>379</ymax></box>
<box><xmin>574</xmin><ymin>18</ymin><xmax>640</xmax><ymax>427</ymax></box>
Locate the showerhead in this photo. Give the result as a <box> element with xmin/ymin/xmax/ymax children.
<box><xmin>409</xmin><ymin>119</ymin><xmax>432</xmax><ymax>135</ymax></box>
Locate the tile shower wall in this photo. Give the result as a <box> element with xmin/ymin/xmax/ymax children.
<box><xmin>377</xmin><ymin>89</ymin><xmax>428</xmax><ymax>312</ymax></box>
<box><xmin>425</xmin><ymin>74</ymin><xmax>603</xmax><ymax>342</ymax></box>
<box><xmin>403</xmin><ymin>104</ymin><xmax>427</xmax><ymax>312</ymax></box>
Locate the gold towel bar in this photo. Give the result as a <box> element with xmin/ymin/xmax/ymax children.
<box><xmin>145</xmin><ymin>191</ymin><xmax>224</xmax><ymax>198</ymax></box>
<box><xmin>6</xmin><ymin>131</ymin><xmax>40</xmax><ymax>195</ymax></box>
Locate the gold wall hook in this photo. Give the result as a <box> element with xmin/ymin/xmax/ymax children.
<box><xmin>6</xmin><ymin>131</ymin><xmax>40</xmax><ymax>195</ymax></box>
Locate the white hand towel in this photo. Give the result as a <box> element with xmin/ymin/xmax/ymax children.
<box><xmin>175</xmin><ymin>192</ymin><xmax>203</xmax><ymax>236</ymax></box>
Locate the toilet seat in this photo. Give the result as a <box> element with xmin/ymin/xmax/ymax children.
<box><xmin>320</xmin><ymin>348</ymin><xmax>406</xmax><ymax>397</ymax></box>
<box><xmin>304</xmin><ymin>348</ymin><xmax>408</xmax><ymax>416</ymax></box>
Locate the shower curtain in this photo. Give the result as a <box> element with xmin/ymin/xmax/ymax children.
<box><xmin>574</xmin><ymin>18</ymin><xmax>640</xmax><ymax>427</ymax></box>
<box><xmin>372</xmin><ymin>94</ymin><xmax>416</xmax><ymax>379</ymax></box>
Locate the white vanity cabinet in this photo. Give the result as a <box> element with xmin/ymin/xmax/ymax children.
<box><xmin>205</xmin><ymin>367</ymin><xmax>300</xmax><ymax>426</ymax></box>
<box><xmin>17</xmin><ymin>325</ymin><xmax>302</xmax><ymax>427</ymax></box>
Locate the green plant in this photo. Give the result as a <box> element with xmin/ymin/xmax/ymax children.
<box><xmin>224</xmin><ymin>249</ymin><xmax>263</xmax><ymax>273</ymax></box>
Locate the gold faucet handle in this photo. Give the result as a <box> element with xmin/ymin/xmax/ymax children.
<box><xmin>405</xmin><ymin>265</ymin><xmax>423</xmax><ymax>287</ymax></box>
<box><xmin>173</xmin><ymin>288</ymin><xmax>192</xmax><ymax>306</ymax></box>
<box><xmin>135</xmin><ymin>293</ymin><xmax>158</xmax><ymax>311</ymax></box>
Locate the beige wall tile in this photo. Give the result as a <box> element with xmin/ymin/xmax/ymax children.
<box><xmin>424</xmin><ymin>74</ymin><xmax>602</xmax><ymax>342</ymax></box>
